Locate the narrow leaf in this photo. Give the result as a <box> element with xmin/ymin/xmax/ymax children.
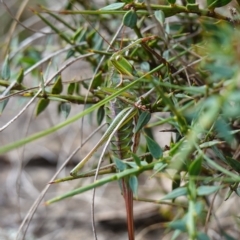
<box><xmin>168</xmin><ymin>219</ymin><xmax>187</xmax><ymax>231</ymax></box>
<box><xmin>135</xmin><ymin>111</ymin><xmax>151</xmax><ymax>133</ymax></box>
<box><xmin>197</xmin><ymin>186</ymin><xmax>220</xmax><ymax>196</ymax></box>
<box><xmin>199</xmin><ymin>140</ymin><xmax>223</xmax><ymax>148</ymax></box>
<box><xmin>35</xmin><ymin>98</ymin><xmax>50</xmax><ymax>116</ymax></box>
<box><xmin>52</xmin><ymin>76</ymin><xmax>63</xmax><ymax>94</ymax></box>
<box><xmin>145</xmin><ymin>135</ymin><xmax>163</xmax><ymax>159</ymax></box>
<box><xmin>113</xmin><ymin>157</ymin><xmax>127</xmax><ymax>171</ymax></box>
<box><xmin>132</xmin><ymin>153</ymin><xmax>142</xmax><ymax>167</ymax></box>
<box><xmin>0</xmin><ymin>99</ymin><xmax>9</xmax><ymax>115</ymax></box>
<box><xmin>154</xmin><ymin>10</ymin><xmax>165</xmax><ymax>26</ymax></box>
<box><xmin>225</xmin><ymin>157</ymin><xmax>240</xmax><ymax>172</ymax></box>
<box><xmin>197</xmin><ymin>232</ymin><xmax>211</xmax><ymax>240</ymax></box>
<box><xmin>167</xmin><ymin>0</ymin><xmax>176</xmax><ymax>4</ymax></box>
<box><xmin>123</xmin><ymin>10</ymin><xmax>138</xmax><ymax>29</ymax></box>
<box><xmin>97</xmin><ymin>106</ymin><xmax>105</xmax><ymax>125</ymax></box>
<box><xmin>16</xmin><ymin>68</ymin><xmax>24</xmax><ymax>84</ymax></box>
<box><xmin>172</xmin><ymin>172</ymin><xmax>181</xmax><ymax>190</ymax></box>
<box><xmin>189</xmin><ymin>156</ymin><xmax>202</xmax><ymax>176</ymax></box>
<box><xmin>67</xmin><ymin>82</ymin><xmax>75</xmax><ymax>95</ymax></box>
<box><xmin>91</xmin><ymin>71</ymin><xmax>102</xmax><ymax>90</ymax></box>
<box><xmin>1</xmin><ymin>55</ymin><xmax>10</xmax><ymax>80</ymax></box>
<box><xmin>100</xmin><ymin>3</ymin><xmax>125</xmax><ymax>10</ymax></box>
<box><xmin>129</xmin><ymin>175</ymin><xmax>138</xmax><ymax>196</ymax></box>
<box><xmin>60</xmin><ymin>102</ymin><xmax>71</xmax><ymax>119</ymax></box>
<box><xmin>207</xmin><ymin>0</ymin><xmax>231</xmax><ymax>9</ymax></box>
<box><xmin>162</xmin><ymin>187</ymin><xmax>187</xmax><ymax>200</ymax></box>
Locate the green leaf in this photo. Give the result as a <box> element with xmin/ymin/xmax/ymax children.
<box><xmin>97</xmin><ymin>106</ymin><xmax>105</xmax><ymax>125</ymax></box>
<box><xmin>224</xmin><ymin>188</ymin><xmax>233</xmax><ymax>201</ymax></box>
<box><xmin>66</xmin><ymin>49</ymin><xmax>75</xmax><ymax>59</ymax></box>
<box><xmin>16</xmin><ymin>68</ymin><xmax>24</xmax><ymax>84</ymax></box>
<box><xmin>134</xmin><ymin>111</ymin><xmax>151</xmax><ymax>133</ymax></box>
<box><xmin>154</xmin><ymin>10</ymin><xmax>165</xmax><ymax>26</ymax></box>
<box><xmin>91</xmin><ymin>71</ymin><xmax>102</xmax><ymax>90</ymax></box>
<box><xmin>0</xmin><ymin>99</ymin><xmax>9</xmax><ymax>115</ymax></box>
<box><xmin>189</xmin><ymin>156</ymin><xmax>202</xmax><ymax>176</ymax></box>
<box><xmin>162</xmin><ymin>187</ymin><xmax>187</xmax><ymax>200</ymax></box>
<box><xmin>153</xmin><ymin>162</ymin><xmax>167</xmax><ymax>172</ymax></box>
<box><xmin>129</xmin><ymin>175</ymin><xmax>138</xmax><ymax>196</ymax></box>
<box><xmin>72</xmin><ymin>27</ymin><xmax>83</xmax><ymax>41</ymax></box>
<box><xmin>207</xmin><ymin>0</ymin><xmax>232</xmax><ymax>9</ymax></box>
<box><xmin>168</xmin><ymin>219</ymin><xmax>187</xmax><ymax>231</ymax></box>
<box><xmin>123</xmin><ymin>10</ymin><xmax>138</xmax><ymax>29</ymax></box>
<box><xmin>59</xmin><ymin>102</ymin><xmax>71</xmax><ymax>119</ymax></box>
<box><xmin>197</xmin><ymin>232</ymin><xmax>210</xmax><ymax>240</ymax></box>
<box><xmin>215</xmin><ymin>118</ymin><xmax>234</xmax><ymax>144</ymax></box>
<box><xmin>167</xmin><ymin>0</ymin><xmax>176</xmax><ymax>4</ymax></box>
<box><xmin>187</xmin><ymin>0</ymin><xmax>196</xmax><ymax>3</ymax></box>
<box><xmin>225</xmin><ymin>157</ymin><xmax>240</xmax><ymax>172</ymax></box>
<box><xmin>1</xmin><ymin>55</ymin><xmax>10</xmax><ymax>80</ymax></box>
<box><xmin>113</xmin><ymin>157</ymin><xmax>127</xmax><ymax>171</ymax></box>
<box><xmin>100</xmin><ymin>3</ymin><xmax>125</xmax><ymax>10</ymax></box>
<box><xmin>172</xmin><ymin>172</ymin><xmax>181</xmax><ymax>190</ymax></box>
<box><xmin>67</xmin><ymin>82</ymin><xmax>75</xmax><ymax>95</ymax></box>
<box><xmin>145</xmin><ymin>135</ymin><xmax>163</xmax><ymax>159</ymax></box>
<box><xmin>197</xmin><ymin>186</ymin><xmax>220</xmax><ymax>196</ymax></box>
<box><xmin>199</xmin><ymin>140</ymin><xmax>223</xmax><ymax>148</ymax></box>
<box><xmin>35</xmin><ymin>98</ymin><xmax>50</xmax><ymax>116</ymax></box>
<box><xmin>186</xmin><ymin>3</ymin><xmax>199</xmax><ymax>11</ymax></box>
<box><xmin>51</xmin><ymin>76</ymin><xmax>63</xmax><ymax>94</ymax></box>
<box><xmin>132</xmin><ymin>153</ymin><xmax>142</xmax><ymax>167</ymax></box>
<box><xmin>235</xmin><ymin>187</ymin><xmax>240</xmax><ymax>197</ymax></box>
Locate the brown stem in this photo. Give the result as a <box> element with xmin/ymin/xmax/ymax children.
<box><xmin>122</xmin><ymin>179</ymin><xmax>134</xmax><ymax>240</ymax></box>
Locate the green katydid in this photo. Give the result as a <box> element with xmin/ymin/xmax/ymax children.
<box><xmin>69</xmin><ymin>36</ymin><xmax>156</xmax><ymax>240</ymax></box>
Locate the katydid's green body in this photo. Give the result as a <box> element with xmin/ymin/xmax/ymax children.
<box><xmin>69</xmin><ymin>37</ymin><xmax>152</xmax><ymax>240</ymax></box>
<box><xmin>105</xmin><ymin>69</ymin><xmax>138</xmax><ymax>240</ymax></box>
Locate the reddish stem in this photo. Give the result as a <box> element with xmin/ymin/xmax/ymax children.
<box><xmin>122</xmin><ymin>179</ymin><xmax>134</xmax><ymax>240</ymax></box>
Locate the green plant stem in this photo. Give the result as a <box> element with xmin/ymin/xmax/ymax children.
<box><xmin>46</xmin><ymin>161</ymin><xmax>156</xmax><ymax>205</ymax></box>
<box><xmin>55</xmin><ymin>4</ymin><xmax>230</xmax><ymax>22</ymax></box>
<box><xmin>22</xmin><ymin>92</ymin><xmax>99</xmax><ymax>104</ymax></box>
